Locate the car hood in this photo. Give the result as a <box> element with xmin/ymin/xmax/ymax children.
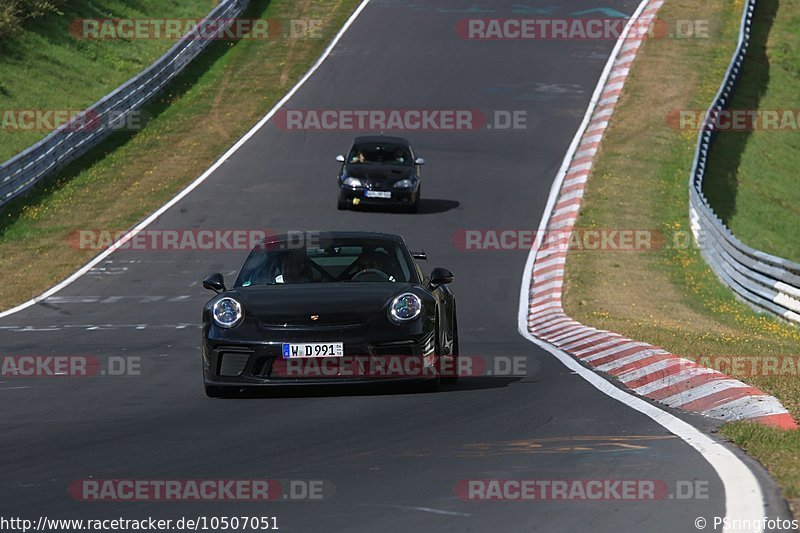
<box><xmin>344</xmin><ymin>164</ymin><xmax>413</xmax><ymax>187</ymax></box>
<box><xmin>235</xmin><ymin>283</ymin><xmax>417</xmax><ymax>326</ymax></box>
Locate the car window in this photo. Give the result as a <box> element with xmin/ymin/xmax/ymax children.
<box><xmin>235</xmin><ymin>238</ymin><xmax>419</xmax><ymax>286</ymax></box>
<box><xmin>347</xmin><ymin>142</ymin><xmax>412</xmax><ymax>166</ymax></box>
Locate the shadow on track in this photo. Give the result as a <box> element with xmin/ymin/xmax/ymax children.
<box><xmin>207</xmin><ymin>376</ymin><xmax>523</xmax><ymax>399</ymax></box>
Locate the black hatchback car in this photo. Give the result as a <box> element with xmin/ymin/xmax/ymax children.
<box><xmin>336</xmin><ymin>136</ymin><xmax>425</xmax><ymax>212</ymax></box>
<box><xmin>201</xmin><ymin>232</ymin><xmax>458</xmax><ymax>396</ymax></box>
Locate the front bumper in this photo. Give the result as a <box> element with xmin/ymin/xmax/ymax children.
<box><xmin>339</xmin><ymin>186</ymin><xmax>418</xmax><ymax>206</ymax></box>
<box><xmin>202</xmin><ymin>325</ymin><xmax>438</xmax><ymax>386</ymax></box>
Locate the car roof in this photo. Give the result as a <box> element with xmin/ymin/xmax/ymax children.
<box><xmin>259</xmin><ymin>231</ymin><xmax>405</xmax><ymax>248</ymax></box>
<box><xmin>352</xmin><ymin>135</ymin><xmax>410</xmax><ymax>146</ymax></box>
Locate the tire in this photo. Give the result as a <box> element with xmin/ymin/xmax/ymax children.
<box><xmin>408</xmin><ymin>186</ymin><xmax>420</xmax><ymax>213</ymax></box>
<box><xmin>441</xmin><ymin>308</ymin><xmax>459</xmax><ymax>384</ymax></box>
<box><xmin>421</xmin><ymin>319</ymin><xmax>442</xmax><ymax>392</ymax></box>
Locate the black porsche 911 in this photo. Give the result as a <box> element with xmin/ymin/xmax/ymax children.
<box><xmin>201</xmin><ymin>232</ymin><xmax>458</xmax><ymax>396</ymax></box>
<box><xmin>336</xmin><ymin>136</ymin><xmax>425</xmax><ymax>213</ymax></box>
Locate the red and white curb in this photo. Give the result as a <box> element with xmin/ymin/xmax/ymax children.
<box><xmin>524</xmin><ymin>0</ymin><xmax>797</xmax><ymax>430</ymax></box>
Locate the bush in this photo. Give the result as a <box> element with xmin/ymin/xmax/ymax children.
<box><xmin>0</xmin><ymin>0</ymin><xmax>69</xmax><ymax>39</ymax></box>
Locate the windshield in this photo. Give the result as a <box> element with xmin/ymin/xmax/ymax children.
<box><xmin>346</xmin><ymin>142</ymin><xmax>412</xmax><ymax>166</ymax></box>
<box><xmin>235</xmin><ymin>238</ymin><xmax>417</xmax><ymax>286</ymax></box>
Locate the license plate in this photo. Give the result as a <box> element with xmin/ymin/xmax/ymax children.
<box><xmin>282</xmin><ymin>342</ymin><xmax>344</xmax><ymax>359</ymax></box>
<box><xmin>365</xmin><ymin>190</ymin><xmax>391</xmax><ymax>199</ymax></box>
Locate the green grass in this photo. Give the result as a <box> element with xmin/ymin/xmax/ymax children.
<box><xmin>0</xmin><ymin>0</ymin><xmax>215</xmax><ymax>162</ymax></box>
<box><xmin>0</xmin><ymin>0</ymin><xmax>361</xmax><ymax>309</ymax></box>
<box><xmin>0</xmin><ymin>0</ymin><xmax>69</xmax><ymax>39</ymax></box>
<box><xmin>703</xmin><ymin>0</ymin><xmax>800</xmax><ymax>262</ymax></box>
<box><xmin>722</xmin><ymin>421</ymin><xmax>800</xmax><ymax>500</ymax></box>
<box><xmin>560</xmin><ymin>0</ymin><xmax>800</xmax><ymax>514</ymax></box>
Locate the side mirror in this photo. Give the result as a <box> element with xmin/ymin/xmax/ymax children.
<box><xmin>336</xmin><ymin>154</ymin><xmax>346</xmax><ymax>163</ymax></box>
<box><xmin>415</xmin><ymin>157</ymin><xmax>426</xmax><ymax>166</ymax></box>
<box><xmin>429</xmin><ymin>267</ymin><xmax>453</xmax><ymax>287</ymax></box>
<box><xmin>203</xmin><ymin>273</ymin><xmax>226</xmax><ymax>293</ymax></box>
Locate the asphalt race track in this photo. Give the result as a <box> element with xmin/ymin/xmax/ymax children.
<box><xmin>0</xmin><ymin>1</ymin><xmax>791</xmax><ymax>531</ymax></box>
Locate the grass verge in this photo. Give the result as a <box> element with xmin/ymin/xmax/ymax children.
<box><xmin>0</xmin><ymin>0</ymin><xmax>361</xmax><ymax>308</ymax></box>
<box><xmin>703</xmin><ymin>0</ymin><xmax>800</xmax><ymax>262</ymax></box>
<box><xmin>0</xmin><ymin>0</ymin><xmax>216</xmax><ymax>161</ymax></box>
<box><xmin>561</xmin><ymin>0</ymin><xmax>800</xmax><ymax>512</ymax></box>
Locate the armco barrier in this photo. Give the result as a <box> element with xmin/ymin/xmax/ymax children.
<box><xmin>689</xmin><ymin>0</ymin><xmax>800</xmax><ymax>324</ymax></box>
<box><xmin>0</xmin><ymin>0</ymin><xmax>249</xmax><ymax>206</ymax></box>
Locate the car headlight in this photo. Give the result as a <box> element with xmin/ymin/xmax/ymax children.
<box><xmin>212</xmin><ymin>297</ymin><xmax>243</xmax><ymax>328</ymax></box>
<box><xmin>393</xmin><ymin>179</ymin><xmax>414</xmax><ymax>189</ymax></box>
<box><xmin>390</xmin><ymin>293</ymin><xmax>422</xmax><ymax>322</ymax></box>
<box><xmin>343</xmin><ymin>177</ymin><xmax>362</xmax><ymax>187</ymax></box>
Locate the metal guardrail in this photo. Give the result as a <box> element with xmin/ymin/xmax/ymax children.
<box><xmin>689</xmin><ymin>0</ymin><xmax>800</xmax><ymax>324</ymax></box>
<box><xmin>0</xmin><ymin>0</ymin><xmax>249</xmax><ymax>206</ymax></box>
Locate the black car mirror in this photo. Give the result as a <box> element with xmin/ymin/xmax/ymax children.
<box><xmin>203</xmin><ymin>273</ymin><xmax>226</xmax><ymax>293</ymax></box>
<box><xmin>336</xmin><ymin>154</ymin><xmax>346</xmax><ymax>163</ymax></box>
<box><xmin>430</xmin><ymin>267</ymin><xmax>453</xmax><ymax>287</ymax></box>
<box><xmin>415</xmin><ymin>157</ymin><xmax>426</xmax><ymax>166</ymax></box>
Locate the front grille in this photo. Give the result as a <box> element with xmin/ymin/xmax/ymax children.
<box><xmin>259</xmin><ymin>322</ymin><xmax>363</xmax><ymax>330</ymax></box>
<box><xmin>219</xmin><ymin>351</ymin><xmax>251</xmax><ymax>376</ymax></box>
<box><xmin>371</xmin><ymin>345</ymin><xmax>415</xmax><ymax>357</ymax></box>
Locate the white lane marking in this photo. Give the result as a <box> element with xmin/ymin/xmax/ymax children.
<box><xmin>87</xmin><ymin>268</ymin><xmax>128</xmax><ymax>276</ymax></box>
<box><xmin>364</xmin><ymin>504</ymin><xmax>470</xmax><ymax>517</ymax></box>
<box><xmin>516</xmin><ymin>0</ymin><xmax>765</xmax><ymax>530</ymax></box>
<box><xmin>42</xmin><ymin>297</ymin><xmax>100</xmax><ymax>304</ymax></box>
<box><xmin>0</xmin><ymin>0</ymin><xmax>374</xmax><ymax>320</ymax></box>
<box><xmin>4</xmin><ymin>323</ymin><xmax>200</xmax><ymax>332</ymax></box>
<box><xmin>42</xmin><ymin>295</ymin><xmax>195</xmax><ymax>304</ymax></box>
<box><xmin>402</xmin><ymin>506</ymin><xmax>470</xmax><ymax>517</ymax></box>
